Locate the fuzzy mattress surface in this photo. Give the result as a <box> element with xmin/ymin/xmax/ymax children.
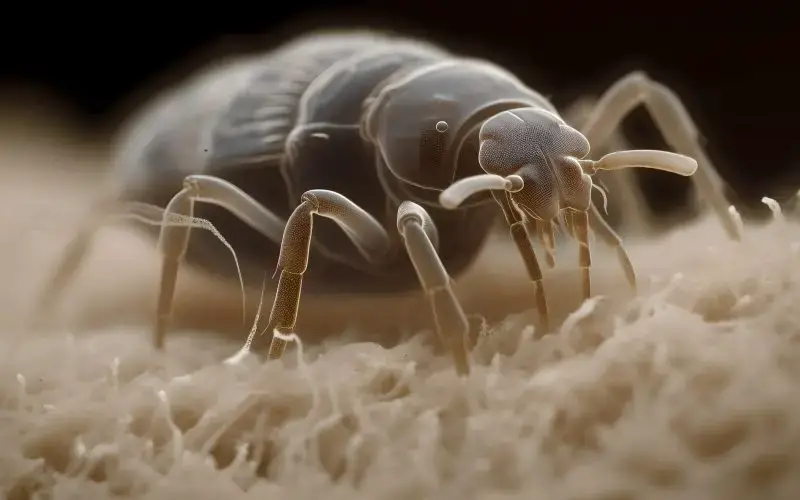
<box><xmin>1</xmin><ymin>114</ymin><xmax>800</xmax><ymax>500</ymax></box>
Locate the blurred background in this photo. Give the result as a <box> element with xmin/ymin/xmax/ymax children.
<box><xmin>0</xmin><ymin>0</ymin><xmax>796</xmax><ymax>336</ymax></box>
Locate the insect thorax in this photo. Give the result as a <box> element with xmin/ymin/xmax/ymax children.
<box><xmin>362</xmin><ymin>58</ymin><xmax>556</xmax><ymax>209</ymax></box>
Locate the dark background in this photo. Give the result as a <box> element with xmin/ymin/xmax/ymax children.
<box><xmin>1</xmin><ymin>0</ymin><xmax>797</xmax><ymax>217</ymax></box>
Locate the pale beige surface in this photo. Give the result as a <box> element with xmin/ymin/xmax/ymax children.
<box><xmin>2</xmin><ymin>111</ymin><xmax>800</xmax><ymax>499</ymax></box>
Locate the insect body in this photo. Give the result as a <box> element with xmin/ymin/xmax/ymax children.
<box><xmin>33</xmin><ymin>31</ymin><xmax>739</xmax><ymax>375</ymax></box>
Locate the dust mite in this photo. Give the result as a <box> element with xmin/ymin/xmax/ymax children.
<box><xmin>32</xmin><ymin>32</ymin><xmax>739</xmax><ymax>376</ymax></box>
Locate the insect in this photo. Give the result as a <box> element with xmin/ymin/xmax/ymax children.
<box><xmin>32</xmin><ymin>31</ymin><xmax>740</xmax><ymax>375</ymax></box>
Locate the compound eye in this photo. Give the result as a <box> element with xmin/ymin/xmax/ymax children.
<box><xmin>478</xmin><ymin>108</ymin><xmax>590</xmax><ymax>176</ymax></box>
<box><xmin>557</xmin><ymin>121</ymin><xmax>591</xmax><ymax>159</ymax></box>
<box><xmin>478</xmin><ymin>113</ymin><xmax>531</xmax><ymax>176</ymax></box>
<box><xmin>518</xmin><ymin>107</ymin><xmax>590</xmax><ymax>158</ymax></box>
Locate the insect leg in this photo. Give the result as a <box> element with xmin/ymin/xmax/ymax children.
<box><xmin>491</xmin><ymin>190</ymin><xmax>550</xmax><ymax>334</ymax></box>
<box><xmin>153</xmin><ymin>186</ymin><xmax>194</xmax><ymax>349</ymax></box>
<box><xmin>30</xmin><ymin>196</ymin><xmax>116</xmax><ymax>323</ymax></box>
<box><xmin>533</xmin><ymin>219</ymin><xmax>556</xmax><ymax>268</ymax></box>
<box><xmin>581</xmin><ymin>71</ymin><xmax>741</xmax><ymax>241</ymax></box>
<box><xmin>587</xmin><ymin>202</ymin><xmax>637</xmax><ymax>292</ymax></box>
<box><xmin>266</xmin><ymin>190</ymin><xmax>391</xmax><ymax>361</ymax></box>
<box><xmin>563</xmin><ymin>95</ymin><xmax>652</xmax><ymax>234</ymax></box>
<box><xmin>562</xmin><ymin>210</ymin><xmax>576</xmax><ymax>239</ymax></box>
<box><xmin>154</xmin><ymin>174</ymin><xmax>288</xmax><ymax>349</ymax></box>
<box><xmin>396</xmin><ymin>201</ymin><xmax>470</xmax><ymax>375</ymax></box>
<box><xmin>571</xmin><ymin>209</ymin><xmax>592</xmax><ymax>301</ymax></box>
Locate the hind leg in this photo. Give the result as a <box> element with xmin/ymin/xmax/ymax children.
<box><xmin>31</xmin><ymin>174</ymin><xmax>286</xmax><ymax>352</ymax></box>
<box><xmin>153</xmin><ymin>174</ymin><xmax>287</xmax><ymax>349</ymax></box>
<box><xmin>30</xmin><ymin>197</ymin><xmax>117</xmax><ymax>324</ymax></box>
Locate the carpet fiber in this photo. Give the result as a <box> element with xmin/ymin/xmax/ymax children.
<box><xmin>2</xmin><ymin>115</ymin><xmax>800</xmax><ymax>500</ymax></box>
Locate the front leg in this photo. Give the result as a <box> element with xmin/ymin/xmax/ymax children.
<box><xmin>438</xmin><ymin>174</ymin><xmax>551</xmax><ymax>336</ymax></box>
<box><xmin>581</xmin><ymin>71</ymin><xmax>741</xmax><ymax>241</ymax></box>
<box><xmin>492</xmin><ymin>191</ymin><xmax>550</xmax><ymax>333</ymax></box>
<box><xmin>31</xmin><ymin>196</ymin><xmax>118</xmax><ymax>323</ymax></box>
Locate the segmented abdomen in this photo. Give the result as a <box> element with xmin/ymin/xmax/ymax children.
<box><xmin>113</xmin><ymin>32</ymin><xmax>448</xmax><ymax>199</ymax></box>
<box><xmin>110</xmin><ymin>32</ymin><xmax>455</xmax><ymax>292</ymax></box>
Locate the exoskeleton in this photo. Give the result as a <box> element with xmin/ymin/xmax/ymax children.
<box><xmin>33</xmin><ymin>31</ymin><xmax>739</xmax><ymax>375</ymax></box>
